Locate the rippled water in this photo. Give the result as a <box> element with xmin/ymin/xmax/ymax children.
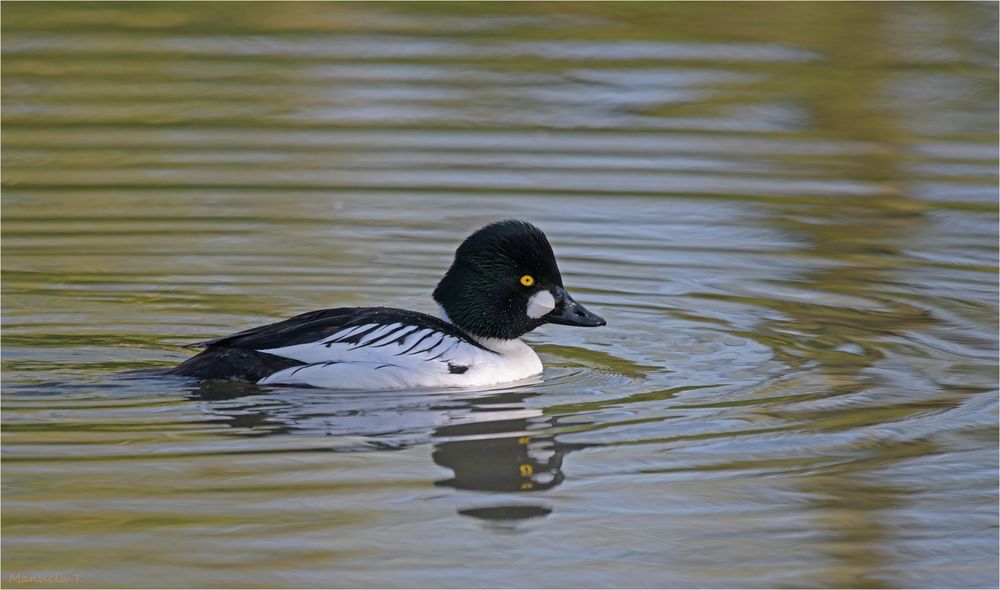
<box><xmin>3</xmin><ymin>3</ymin><xmax>998</xmax><ymax>588</ymax></box>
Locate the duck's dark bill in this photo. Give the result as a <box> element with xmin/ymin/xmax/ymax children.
<box><xmin>545</xmin><ymin>288</ymin><xmax>606</xmax><ymax>327</ymax></box>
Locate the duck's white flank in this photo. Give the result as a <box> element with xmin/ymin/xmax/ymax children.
<box><xmin>256</xmin><ymin>319</ymin><xmax>542</xmax><ymax>390</ymax></box>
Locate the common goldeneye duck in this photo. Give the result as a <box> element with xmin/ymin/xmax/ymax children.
<box><xmin>170</xmin><ymin>220</ymin><xmax>605</xmax><ymax>390</ymax></box>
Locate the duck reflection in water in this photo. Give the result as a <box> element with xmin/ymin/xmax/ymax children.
<box><xmin>431</xmin><ymin>396</ymin><xmax>579</xmax><ymax>526</ymax></box>
<box><xmin>184</xmin><ymin>382</ymin><xmax>584</xmax><ymax>522</ymax></box>
<box><xmin>433</xmin><ymin>426</ymin><xmax>564</xmax><ymax>493</ymax></box>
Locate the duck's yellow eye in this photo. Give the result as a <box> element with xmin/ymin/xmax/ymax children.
<box><xmin>519</xmin><ymin>274</ymin><xmax>535</xmax><ymax>287</ymax></box>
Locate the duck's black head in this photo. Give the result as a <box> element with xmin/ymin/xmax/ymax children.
<box><xmin>433</xmin><ymin>220</ymin><xmax>606</xmax><ymax>341</ymax></box>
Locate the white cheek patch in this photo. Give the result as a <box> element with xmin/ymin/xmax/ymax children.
<box><xmin>526</xmin><ymin>290</ymin><xmax>556</xmax><ymax>319</ymax></box>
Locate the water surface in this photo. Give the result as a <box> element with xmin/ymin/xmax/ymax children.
<box><xmin>3</xmin><ymin>2</ymin><xmax>998</xmax><ymax>588</ymax></box>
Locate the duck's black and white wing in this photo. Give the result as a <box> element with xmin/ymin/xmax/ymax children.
<box><xmin>171</xmin><ymin>307</ymin><xmax>498</xmax><ymax>389</ymax></box>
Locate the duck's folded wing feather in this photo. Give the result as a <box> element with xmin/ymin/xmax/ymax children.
<box><xmin>172</xmin><ymin>307</ymin><xmax>490</xmax><ymax>383</ymax></box>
